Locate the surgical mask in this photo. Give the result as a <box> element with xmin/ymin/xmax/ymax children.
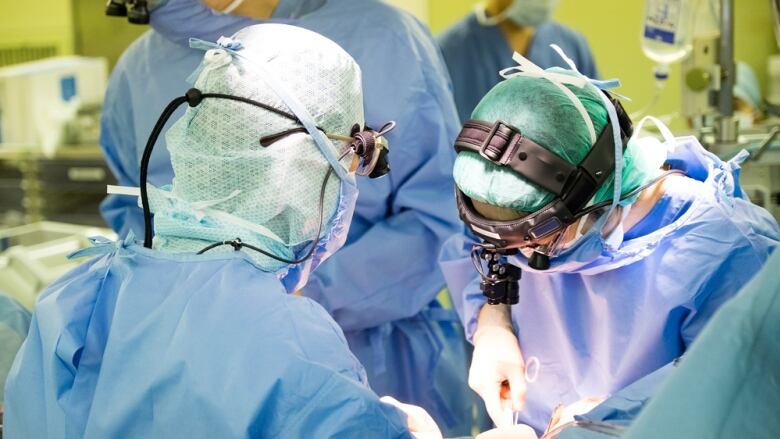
<box><xmin>475</xmin><ymin>0</ymin><xmax>559</xmax><ymax>27</ymax></box>
<box><xmin>151</xmin><ymin>0</ymin><xmax>256</xmax><ymax>47</ymax></box>
<box><xmin>513</xmin><ymin>115</ymin><xmax>675</xmax><ymax>271</ymax></box>
<box><xmin>511</xmin><ymin>203</ymin><xmax>632</xmax><ymax>273</ymax></box>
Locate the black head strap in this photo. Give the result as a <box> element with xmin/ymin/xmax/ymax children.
<box><xmin>455</xmin><ymin>121</ymin><xmax>575</xmax><ymax>196</ymax></box>
<box><xmin>455</xmin><ymin>119</ymin><xmax>626</xmax><ymax>201</ymax></box>
<box><xmin>452</xmin><ymin>92</ymin><xmax>633</xmax><ymax>247</ymax></box>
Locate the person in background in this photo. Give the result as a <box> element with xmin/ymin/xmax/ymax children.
<box><xmin>5</xmin><ymin>24</ymin><xmax>443</xmax><ymax>439</ymax></box>
<box><xmin>734</xmin><ymin>61</ymin><xmax>765</xmax><ymax>129</ymax></box>
<box><xmin>438</xmin><ymin>0</ymin><xmax>598</xmax><ymax>123</ymax></box>
<box><xmin>98</xmin><ymin>0</ymin><xmax>472</xmax><ymax>435</ymax></box>
<box><xmin>438</xmin><ymin>56</ymin><xmax>779</xmax><ymax>434</ymax></box>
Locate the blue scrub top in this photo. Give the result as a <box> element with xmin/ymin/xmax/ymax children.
<box><xmin>437</xmin><ymin>13</ymin><xmax>599</xmax><ymax>123</ymax></box>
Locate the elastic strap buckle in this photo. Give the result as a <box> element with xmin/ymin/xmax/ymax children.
<box><xmin>479</xmin><ymin>120</ymin><xmax>517</xmax><ymax>163</ymax></box>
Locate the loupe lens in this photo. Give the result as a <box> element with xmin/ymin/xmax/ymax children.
<box><xmin>368</xmin><ymin>146</ymin><xmax>390</xmax><ymax>178</ymax></box>
<box><xmin>105</xmin><ymin>0</ymin><xmax>128</xmax><ymax>16</ymax></box>
<box><xmin>127</xmin><ymin>0</ymin><xmax>150</xmax><ymax>24</ymax></box>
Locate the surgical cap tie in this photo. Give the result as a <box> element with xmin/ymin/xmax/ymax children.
<box><xmin>499</xmin><ymin>52</ymin><xmax>597</xmax><ymax>144</ymax></box>
<box><xmin>547</xmin><ymin>43</ymin><xmax>628</xmax><ymax>219</ymax></box>
<box><xmin>188</xmin><ymin>37</ymin><xmax>353</xmax><ymax>183</ymax></box>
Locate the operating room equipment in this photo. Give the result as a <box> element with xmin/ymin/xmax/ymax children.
<box><xmin>637</xmin><ymin>0</ymin><xmax>694</xmax><ymax>119</ymax></box>
<box><xmin>105</xmin><ymin>0</ymin><xmax>151</xmax><ymax>24</ymax></box>
<box><xmin>636</xmin><ymin>0</ymin><xmax>721</xmax><ymax>122</ymax></box>
<box><xmin>768</xmin><ymin>56</ymin><xmax>780</xmax><ymax>114</ymax></box>
<box><xmin>641</xmin><ymin>0</ymin><xmax>698</xmax><ymax>65</ymax></box>
<box><xmin>0</xmin><ymin>144</ymin><xmax>116</xmax><ymax>228</ymax></box>
<box><xmin>0</xmin><ymin>56</ymin><xmax>107</xmax><ymax>155</ymax></box>
<box><xmin>0</xmin><ymin>221</ymin><xmax>115</xmax><ymax>309</ymax></box>
<box><xmin>638</xmin><ymin>0</ymin><xmax>780</xmax><ymax>222</ymax></box>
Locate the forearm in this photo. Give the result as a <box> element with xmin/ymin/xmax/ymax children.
<box><xmin>474</xmin><ymin>304</ymin><xmax>513</xmax><ymax>340</ymax></box>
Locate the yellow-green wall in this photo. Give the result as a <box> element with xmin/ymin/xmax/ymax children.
<box><xmin>72</xmin><ymin>0</ymin><xmax>147</xmax><ymax>69</ymax></box>
<box><xmin>0</xmin><ymin>1</ymin><xmax>146</xmax><ymax>69</ymax></box>
<box><xmin>0</xmin><ymin>0</ymin><xmax>75</xmax><ymax>56</ymax></box>
<box><xmin>429</xmin><ymin>0</ymin><xmax>777</xmax><ymax>129</ymax></box>
<box><xmin>0</xmin><ymin>0</ymin><xmax>775</xmax><ymax>117</ymax></box>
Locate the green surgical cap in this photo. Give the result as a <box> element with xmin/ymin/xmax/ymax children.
<box><xmin>454</xmin><ymin>68</ymin><xmax>653</xmax><ymax>213</ymax></box>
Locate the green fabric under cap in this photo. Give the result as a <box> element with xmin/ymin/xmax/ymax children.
<box><xmin>454</xmin><ymin>68</ymin><xmax>651</xmax><ymax>214</ymax></box>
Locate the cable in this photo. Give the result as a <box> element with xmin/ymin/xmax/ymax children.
<box><xmin>140</xmin><ymin>89</ymin><xmax>331</xmax><ymax>249</ymax></box>
<box><xmin>575</xmin><ymin>169</ymin><xmax>686</xmax><ymax>218</ymax></box>
<box><xmin>197</xmin><ymin>166</ymin><xmax>336</xmax><ymax>265</ymax></box>
<box><xmin>140</xmin><ymin>96</ymin><xmax>188</xmax><ymax>248</ymax></box>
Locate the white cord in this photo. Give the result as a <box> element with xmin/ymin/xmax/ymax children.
<box><xmin>220</xmin><ymin>0</ymin><xmax>245</xmax><ymax>14</ymax></box>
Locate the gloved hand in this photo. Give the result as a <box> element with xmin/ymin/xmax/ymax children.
<box><xmin>468</xmin><ymin>305</ymin><xmax>526</xmax><ymax>427</ymax></box>
<box><xmin>380</xmin><ymin>396</ymin><xmax>443</xmax><ymax>439</ymax></box>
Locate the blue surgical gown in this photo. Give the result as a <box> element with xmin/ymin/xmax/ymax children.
<box><xmin>624</xmin><ymin>249</ymin><xmax>780</xmax><ymax>438</ymax></box>
<box><xmin>437</xmin><ymin>14</ymin><xmax>599</xmax><ymax>123</ymax></box>
<box><xmin>98</xmin><ymin>0</ymin><xmax>470</xmax><ymax>434</ymax></box>
<box><xmin>439</xmin><ymin>137</ymin><xmax>780</xmax><ymax>433</ymax></box>
<box><xmin>562</xmin><ymin>250</ymin><xmax>780</xmax><ymax>438</ymax></box>
<box><xmin>0</xmin><ymin>293</ymin><xmax>30</xmax><ymax>403</ymax></box>
<box><xmin>4</xmin><ymin>240</ymin><xmax>412</xmax><ymax>438</ymax></box>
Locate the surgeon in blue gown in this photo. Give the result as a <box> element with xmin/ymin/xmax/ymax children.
<box><xmin>438</xmin><ymin>60</ymin><xmax>780</xmax><ymax>434</ymax></box>
<box><xmin>437</xmin><ymin>0</ymin><xmax>598</xmax><ymax>123</ymax></box>
<box><xmin>98</xmin><ymin>0</ymin><xmax>471</xmax><ymax>435</ymax></box>
<box><xmin>4</xmin><ymin>24</ymin><xmax>443</xmax><ymax>438</ymax></box>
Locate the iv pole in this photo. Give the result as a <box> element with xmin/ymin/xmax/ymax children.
<box><xmin>715</xmin><ymin>0</ymin><xmax>737</xmax><ymax>145</ymax></box>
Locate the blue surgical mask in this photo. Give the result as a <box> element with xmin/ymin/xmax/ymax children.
<box><xmin>150</xmin><ymin>0</ymin><xmax>256</xmax><ymax>47</ymax></box>
<box><xmin>504</xmin><ymin>0</ymin><xmax>559</xmax><ymax>27</ymax></box>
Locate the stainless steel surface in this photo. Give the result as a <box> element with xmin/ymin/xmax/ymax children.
<box><xmin>749</xmin><ymin>126</ymin><xmax>780</xmax><ymax>162</ymax></box>
<box><xmin>716</xmin><ymin>0</ymin><xmax>736</xmax><ymax>143</ymax></box>
<box><xmin>715</xmin><ymin>116</ymin><xmax>739</xmax><ymax>149</ymax></box>
<box><xmin>696</xmin><ymin>123</ymin><xmax>780</xmax><ymax>222</ymax></box>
